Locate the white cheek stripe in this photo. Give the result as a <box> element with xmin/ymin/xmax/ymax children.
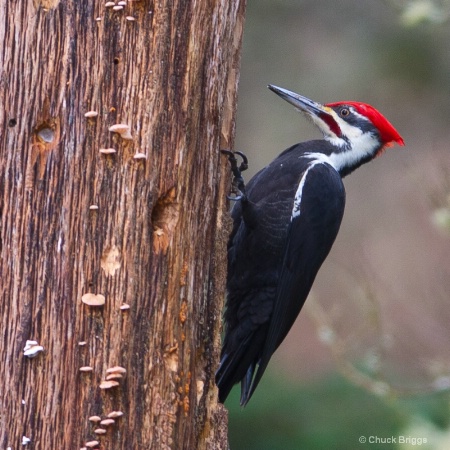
<box><xmin>328</xmin><ymin>131</ymin><xmax>379</xmax><ymax>172</ymax></box>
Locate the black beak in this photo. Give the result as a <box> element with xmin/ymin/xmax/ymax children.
<box><xmin>268</xmin><ymin>85</ymin><xmax>328</xmax><ymax>117</ymax></box>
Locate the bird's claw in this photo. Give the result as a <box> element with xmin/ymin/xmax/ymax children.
<box><xmin>221</xmin><ymin>150</ymin><xmax>249</xmax><ymax>201</ymax></box>
<box><xmin>221</xmin><ymin>150</ymin><xmax>249</xmax><ymax>173</ymax></box>
<box><xmin>233</xmin><ymin>151</ymin><xmax>249</xmax><ymax>173</ymax></box>
<box><xmin>226</xmin><ymin>193</ymin><xmax>244</xmax><ymax>201</ymax></box>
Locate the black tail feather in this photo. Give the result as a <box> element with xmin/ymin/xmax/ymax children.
<box><xmin>240</xmin><ymin>361</ymin><xmax>256</xmax><ymax>406</ymax></box>
<box><xmin>215</xmin><ymin>328</ymin><xmax>268</xmax><ymax>405</ymax></box>
<box><xmin>215</xmin><ymin>332</ymin><xmax>254</xmax><ymax>404</ymax></box>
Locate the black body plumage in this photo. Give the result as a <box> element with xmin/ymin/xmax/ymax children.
<box><xmin>216</xmin><ymin>142</ymin><xmax>345</xmax><ymax>405</ymax></box>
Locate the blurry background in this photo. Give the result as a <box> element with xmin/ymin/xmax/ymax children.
<box><xmin>225</xmin><ymin>0</ymin><xmax>450</xmax><ymax>448</ymax></box>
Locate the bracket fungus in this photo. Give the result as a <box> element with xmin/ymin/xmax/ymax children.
<box><xmin>81</xmin><ymin>293</ymin><xmax>106</xmax><ymax>306</ymax></box>
<box><xmin>88</xmin><ymin>416</ymin><xmax>102</xmax><ymax>423</ymax></box>
<box><xmin>100</xmin><ymin>418</ymin><xmax>115</xmax><ymax>426</ymax></box>
<box><xmin>106</xmin><ymin>366</ymin><xmax>126</xmax><ymax>374</ymax></box>
<box><xmin>108</xmin><ymin>123</ymin><xmax>132</xmax><ymax>140</ymax></box>
<box><xmin>84</xmin><ymin>111</ymin><xmax>98</xmax><ymax>118</ymax></box>
<box><xmin>99</xmin><ymin>148</ymin><xmax>116</xmax><ymax>155</ymax></box>
<box><xmin>106</xmin><ymin>373</ymin><xmax>123</xmax><ymax>381</ymax></box>
<box><xmin>99</xmin><ymin>380</ymin><xmax>120</xmax><ymax>389</ymax></box>
<box><xmin>23</xmin><ymin>340</ymin><xmax>44</xmax><ymax>358</ymax></box>
<box><xmin>94</xmin><ymin>428</ymin><xmax>106</xmax><ymax>435</ymax></box>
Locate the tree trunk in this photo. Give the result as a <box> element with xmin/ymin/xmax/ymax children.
<box><xmin>0</xmin><ymin>1</ymin><xmax>245</xmax><ymax>448</ymax></box>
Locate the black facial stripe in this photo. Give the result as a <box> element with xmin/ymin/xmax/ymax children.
<box><xmin>332</xmin><ymin>106</ymin><xmax>380</xmax><ymax>137</ymax></box>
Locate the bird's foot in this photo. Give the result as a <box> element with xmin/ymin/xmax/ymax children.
<box><xmin>221</xmin><ymin>150</ymin><xmax>249</xmax><ymax>201</ymax></box>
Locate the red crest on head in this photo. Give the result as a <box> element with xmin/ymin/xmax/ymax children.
<box><xmin>326</xmin><ymin>101</ymin><xmax>405</xmax><ymax>147</ymax></box>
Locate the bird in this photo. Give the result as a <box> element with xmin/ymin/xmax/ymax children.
<box><xmin>216</xmin><ymin>84</ymin><xmax>404</xmax><ymax>406</ymax></box>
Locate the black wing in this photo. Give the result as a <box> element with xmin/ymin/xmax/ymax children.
<box><xmin>216</xmin><ymin>145</ymin><xmax>346</xmax><ymax>405</ymax></box>
<box><xmin>242</xmin><ymin>162</ymin><xmax>345</xmax><ymax>404</ymax></box>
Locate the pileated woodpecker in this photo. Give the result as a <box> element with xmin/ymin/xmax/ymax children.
<box><xmin>216</xmin><ymin>85</ymin><xmax>404</xmax><ymax>406</ymax></box>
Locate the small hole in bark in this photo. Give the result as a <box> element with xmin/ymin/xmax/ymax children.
<box><xmin>113</xmin><ymin>57</ymin><xmax>120</xmax><ymax>65</ymax></box>
<box><xmin>151</xmin><ymin>187</ymin><xmax>180</xmax><ymax>254</ymax></box>
<box><xmin>8</xmin><ymin>118</ymin><xmax>17</xmax><ymax>127</ymax></box>
<box><xmin>37</xmin><ymin>127</ymin><xmax>55</xmax><ymax>143</ymax></box>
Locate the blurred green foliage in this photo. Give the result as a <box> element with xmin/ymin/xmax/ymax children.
<box><xmin>226</xmin><ymin>372</ymin><xmax>450</xmax><ymax>449</ymax></box>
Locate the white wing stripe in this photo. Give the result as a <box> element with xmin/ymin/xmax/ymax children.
<box><xmin>292</xmin><ymin>162</ymin><xmax>320</xmax><ymax>220</ymax></box>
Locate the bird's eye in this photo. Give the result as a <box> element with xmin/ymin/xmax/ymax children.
<box><xmin>340</xmin><ymin>108</ymin><xmax>350</xmax><ymax>117</ymax></box>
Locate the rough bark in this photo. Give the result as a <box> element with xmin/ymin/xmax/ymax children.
<box><xmin>0</xmin><ymin>1</ymin><xmax>245</xmax><ymax>448</ymax></box>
